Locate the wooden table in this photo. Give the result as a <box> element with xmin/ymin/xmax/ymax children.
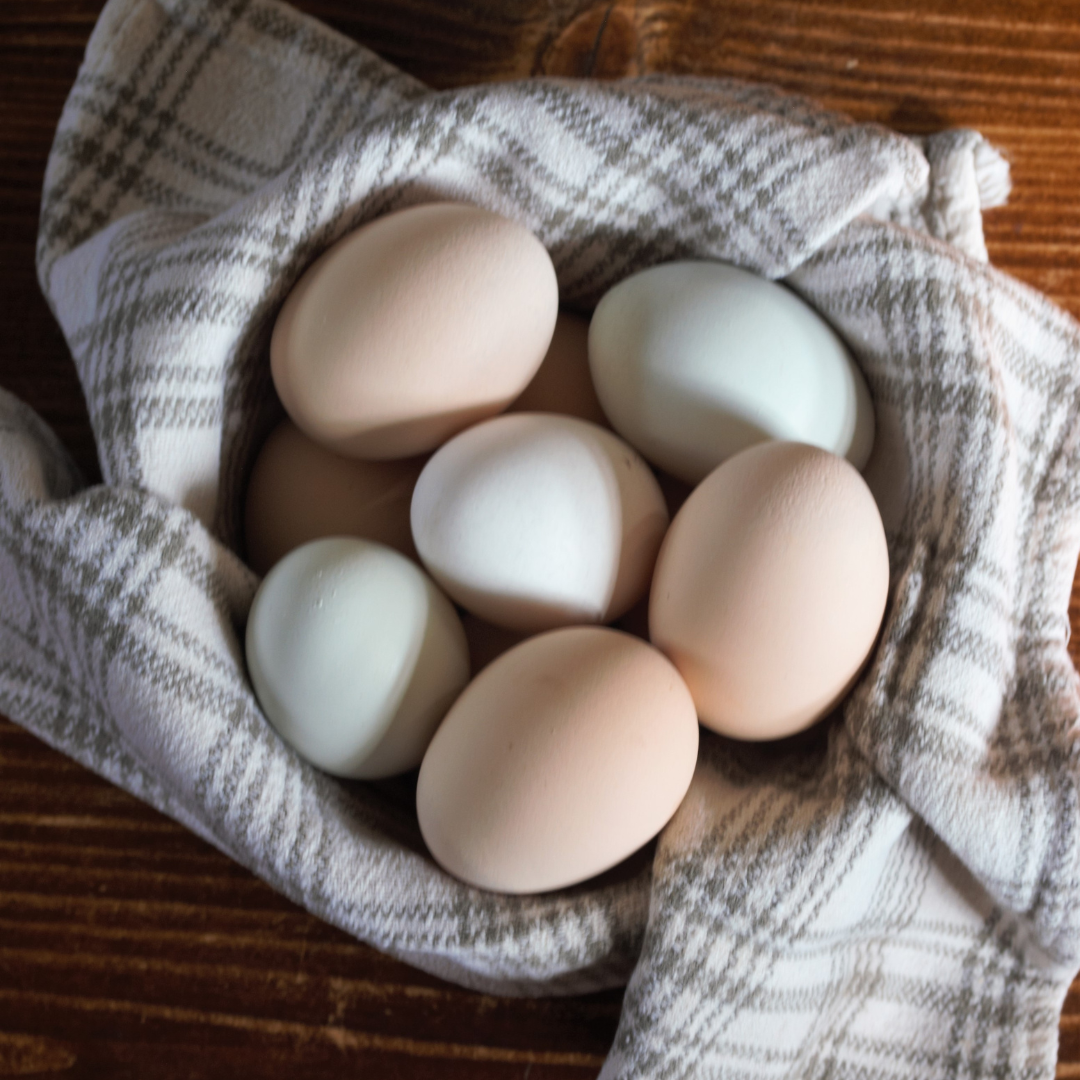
<box><xmin>3</xmin><ymin>1</ymin><xmax>1080</xmax><ymax>1075</ymax></box>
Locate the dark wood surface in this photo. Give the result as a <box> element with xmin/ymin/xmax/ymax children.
<box><xmin>4</xmin><ymin>0</ymin><xmax>1080</xmax><ymax>1076</ymax></box>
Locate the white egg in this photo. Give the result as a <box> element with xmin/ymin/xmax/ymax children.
<box><xmin>245</xmin><ymin>537</ymin><xmax>469</xmax><ymax>779</ymax></box>
<box><xmin>410</xmin><ymin>413</ymin><xmax>669</xmax><ymax>633</ymax></box>
<box><xmin>588</xmin><ymin>260</ymin><xmax>875</xmax><ymax>484</ymax></box>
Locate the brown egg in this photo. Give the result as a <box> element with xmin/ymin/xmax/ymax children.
<box><xmin>508</xmin><ymin>312</ymin><xmax>609</xmax><ymax>427</ymax></box>
<box><xmin>649</xmin><ymin>441</ymin><xmax>889</xmax><ymax>741</ymax></box>
<box><xmin>271</xmin><ymin>203</ymin><xmax>558</xmax><ymax>459</ymax></box>
<box><xmin>416</xmin><ymin>627</ymin><xmax>699</xmax><ymax>893</ymax></box>
<box><xmin>244</xmin><ymin>419</ymin><xmax>424</xmax><ymax>576</ymax></box>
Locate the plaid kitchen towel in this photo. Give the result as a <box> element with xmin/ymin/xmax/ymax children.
<box><xmin>4</xmin><ymin>0</ymin><xmax>1080</xmax><ymax>1074</ymax></box>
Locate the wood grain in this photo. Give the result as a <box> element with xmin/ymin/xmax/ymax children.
<box><xmin>3</xmin><ymin>0</ymin><xmax>1080</xmax><ymax>1076</ymax></box>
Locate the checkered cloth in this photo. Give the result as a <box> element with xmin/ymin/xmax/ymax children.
<box><xmin>4</xmin><ymin>0</ymin><xmax>1080</xmax><ymax>1073</ymax></box>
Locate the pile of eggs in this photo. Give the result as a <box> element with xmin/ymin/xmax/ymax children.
<box><xmin>244</xmin><ymin>202</ymin><xmax>889</xmax><ymax>895</ymax></box>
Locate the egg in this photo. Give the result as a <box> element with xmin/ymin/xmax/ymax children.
<box><xmin>649</xmin><ymin>441</ymin><xmax>889</xmax><ymax>740</ymax></box>
<box><xmin>416</xmin><ymin>626</ymin><xmax>699</xmax><ymax>893</ymax></box>
<box><xmin>588</xmin><ymin>260</ymin><xmax>875</xmax><ymax>484</ymax></box>
<box><xmin>244</xmin><ymin>418</ymin><xmax>424</xmax><ymax>575</ymax></box>
<box><xmin>507</xmin><ymin>312</ymin><xmax>609</xmax><ymax>427</ymax></box>
<box><xmin>411</xmin><ymin>413</ymin><xmax>669</xmax><ymax>633</ymax></box>
<box><xmin>245</xmin><ymin>537</ymin><xmax>470</xmax><ymax>779</ymax></box>
<box><xmin>271</xmin><ymin>202</ymin><xmax>559</xmax><ymax>459</ymax></box>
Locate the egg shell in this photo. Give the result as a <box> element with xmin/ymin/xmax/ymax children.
<box><xmin>244</xmin><ymin>419</ymin><xmax>424</xmax><ymax>575</ymax></box>
<box><xmin>271</xmin><ymin>202</ymin><xmax>559</xmax><ymax>459</ymax></box>
<box><xmin>507</xmin><ymin>312</ymin><xmax>609</xmax><ymax>427</ymax></box>
<box><xmin>649</xmin><ymin>441</ymin><xmax>889</xmax><ymax>740</ymax></box>
<box><xmin>245</xmin><ymin>537</ymin><xmax>470</xmax><ymax>779</ymax></box>
<box><xmin>416</xmin><ymin>626</ymin><xmax>699</xmax><ymax>893</ymax></box>
<box><xmin>588</xmin><ymin>260</ymin><xmax>875</xmax><ymax>484</ymax></box>
<box><xmin>411</xmin><ymin>413</ymin><xmax>670</xmax><ymax>633</ymax></box>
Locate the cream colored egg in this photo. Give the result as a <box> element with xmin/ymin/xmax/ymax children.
<box><xmin>271</xmin><ymin>203</ymin><xmax>559</xmax><ymax>459</ymax></box>
<box><xmin>508</xmin><ymin>312</ymin><xmax>609</xmax><ymax>427</ymax></box>
<box><xmin>410</xmin><ymin>413</ymin><xmax>669</xmax><ymax>633</ymax></box>
<box><xmin>649</xmin><ymin>441</ymin><xmax>889</xmax><ymax>740</ymax></box>
<box><xmin>245</xmin><ymin>537</ymin><xmax>470</xmax><ymax>779</ymax></box>
<box><xmin>416</xmin><ymin>626</ymin><xmax>699</xmax><ymax>893</ymax></box>
<box><xmin>589</xmin><ymin>261</ymin><xmax>875</xmax><ymax>484</ymax></box>
<box><xmin>244</xmin><ymin>419</ymin><xmax>424</xmax><ymax>575</ymax></box>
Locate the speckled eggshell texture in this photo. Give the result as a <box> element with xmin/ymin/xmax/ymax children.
<box><xmin>649</xmin><ymin>441</ymin><xmax>889</xmax><ymax>740</ymax></box>
<box><xmin>271</xmin><ymin>202</ymin><xmax>559</xmax><ymax>459</ymax></box>
<box><xmin>410</xmin><ymin>413</ymin><xmax>670</xmax><ymax>633</ymax></box>
<box><xmin>588</xmin><ymin>261</ymin><xmax>875</xmax><ymax>484</ymax></box>
<box><xmin>416</xmin><ymin>626</ymin><xmax>699</xmax><ymax>894</ymax></box>
<box><xmin>245</xmin><ymin>537</ymin><xmax>470</xmax><ymax>779</ymax></box>
<box><xmin>244</xmin><ymin>419</ymin><xmax>425</xmax><ymax>575</ymax></box>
